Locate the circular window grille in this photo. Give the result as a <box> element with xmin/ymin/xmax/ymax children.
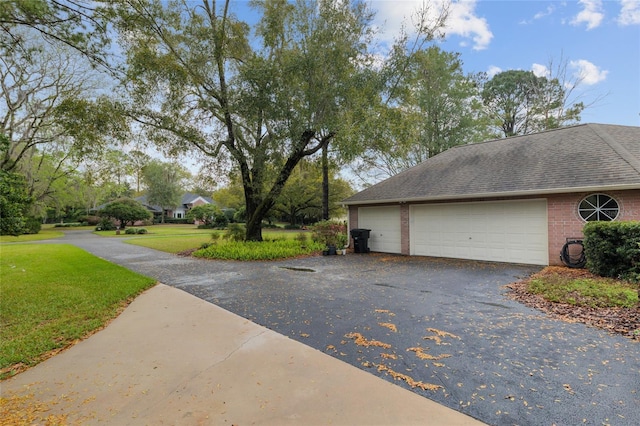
<box><xmin>578</xmin><ymin>194</ymin><xmax>620</xmax><ymax>222</ymax></box>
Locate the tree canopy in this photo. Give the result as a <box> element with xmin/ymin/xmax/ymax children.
<box><xmin>142</xmin><ymin>160</ymin><xmax>187</xmax><ymax>223</ymax></box>
<box><xmin>99</xmin><ymin>197</ymin><xmax>151</xmax><ymax>229</ymax></box>
<box><xmin>111</xmin><ymin>0</ymin><xmax>446</xmax><ymax>240</ymax></box>
<box><xmin>482</xmin><ymin>69</ymin><xmax>584</xmax><ymax>137</ymax></box>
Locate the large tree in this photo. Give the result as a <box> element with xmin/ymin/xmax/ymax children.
<box><xmin>113</xmin><ymin>0</ymin><xmax>444</xmax><ymax>241</ymax></box>
<box><xmin>1</xmin><ymin>26</ymin><xmax>127</xmax><ymax>221</ymax></box>
<box><xmin>481</xmin><ymin>69</ymin><xmax>584</xmax><ymax>138</ymax></box>
<box><xmin>0</xmin><ymin>135</ymin><xmax>32</xmax><ymax>235</ymax></box>
<box><xmin>142</xmin><ymin>160</ymin><xmax>187</xmax><ymax>223</ymax></box>
<box><xmin>0</xmin><ymin>0</ymin><xmax>114</xmax><ymax>71</ymax></box>
<box><xmin>353</xmin><ymin>46</ymin><xmax>490</xmax><ymax>181</ymax></box>
<box><xmin>99</xmin><ymin>197</ymin><xmax>151</xmax><ymax>229</ymax></box>
<box><xmin>273</xmin><ymin>159</ymin><xmax>353</xmax><ymax>225</ymax></box>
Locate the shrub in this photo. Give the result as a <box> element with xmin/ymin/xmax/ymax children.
<box><xmin>222</xmin><ymin>208</ymin><xmax>236</xmax><ymax>223</ymax></box>
<box><xmin>295</xmin><ymin>232</ymin><xmax>308</xmax><ymax>244</ymax></box>
<box><xmin>96</xmin><ymin>218</ymin><xmax>116</xmax><ymax>231</ymax></box>
<box><xmin>311</xmin><ymin>220</ymin><xmax>347</xmax><ymax>247</ymax></box>
<box><xmin>136</xmin><ymin>228</ymin><xmax>147</xmax><ymax>234</ymax></box>
<box><xmin>53</xmin><ymin>222</ymin><xmax>84</xmax><ymax>228</ymax></box>
<box><xmin>233</xmin><ymin>206</ymin><xmax>246</xmax><ymax>223</ymax></box>
<box><xmin>193</xmin><ymin>239</ymin><xmax>325</xmax><ymax>261</ymax></box>
<box><xmin>125</xmin><ymin>227</ymin><xmax>137</xmax><ymax>234</ymax></box>
<box><xmin>23</xmin><ymin>217</ymin><xmax>42</xmax><ymax>234</ymax></box>
<box><xmin>583</xmin><ymin>221</ymin><xmax>640</xmax><ymax>282</ymax></box>
<box><xmin>225</xmin><ymin>223</ymin><xmax>245</xmax><ymax>242</ymax></box>
<box><xmin>81</xmin><ymin>215</ymin><xmax>101</xmax><ymax>226</ymax></box>
<box><xmin>160</xmin><ymin>218</ymin><xmax>190</xmax><ymax>224</ymax></box>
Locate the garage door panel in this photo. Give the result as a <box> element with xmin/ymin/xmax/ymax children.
<box><xmin>358</xmin><ymin>206</ymin><xmax>402</xmax><ymax>254</ymax></box>
<box><xmin>410</xmin><ymin>200</ymin><xmax>548</xmax><ymax>265</ymax></box>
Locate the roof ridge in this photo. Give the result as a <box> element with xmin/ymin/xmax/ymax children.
<box><xmin>589</xmin><ymin>123</ymin><xmax>640</xmax><ymax>174</ymax></box>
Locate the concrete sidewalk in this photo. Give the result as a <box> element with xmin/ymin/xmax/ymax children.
<box><xmin>2</xmin><ymin>284</ymin><xmax>484</xmax><ymax>425</ymax></box>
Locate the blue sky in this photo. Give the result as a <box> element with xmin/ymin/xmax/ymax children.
<box><xmin>369</xmin><ymin>0</ymin><xmax>640</xmax><ymax>127</ymax></box>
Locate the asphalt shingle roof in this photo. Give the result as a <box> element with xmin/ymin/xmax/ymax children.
<box><xmin>343</xmin><ymin>123</ymin><xmax>640</xmax><ymax>205</ymax></box>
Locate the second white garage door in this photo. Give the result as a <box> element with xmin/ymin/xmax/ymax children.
<box><xmin>357</xmin><ymin>206</ymin><xmax>402</xmax><ymax>254</ymax></box>
<box><xmin>410</xmin><ymin>200</ymin><xmax>548</xmax><ymax>265</ymax></box>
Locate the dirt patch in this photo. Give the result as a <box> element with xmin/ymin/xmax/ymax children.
<box><xmin>506</xmin><ymin>266</ymin><xmax>640</xmax><ymax>341</ymax></box>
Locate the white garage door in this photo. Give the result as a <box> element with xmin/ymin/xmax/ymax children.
<box><xmin>410</xmin><ymin>200</ymin><xmax>548</xmax><ymax>265</ymax></box>
<box><xmin>358</xmin><ymin>206</ymin><xmax>402</xmax><ymax>253</ymax></box>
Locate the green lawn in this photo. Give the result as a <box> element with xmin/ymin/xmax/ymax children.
<box><xmin>0</xmin><ymin>244</ymin><xmax>156</xmax><ymax>379</ymax></box>
<box><xmin>94</xmin><ymin>224</ymin><xmax>213</xmax><ymax>238</ymax></box>
<box><xmin>527</xmin><ymin>269</ymin><xmax>639</xmax><ymax>308</ymax></box>
<box><xmin>127</xmin><ymin>234</ymin><xmax>215</xmax><ymax>253</ymax></box>
<box><xmin>0</xmin><ymin>227</ymin><xmax>65</xmax><ymax>243</ymax></box>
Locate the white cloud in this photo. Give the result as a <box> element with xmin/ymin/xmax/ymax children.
<box><xmin>371</xmin><ymin>0</ymin><xmax>493</xmax><ymax>51</ymax></box>
<box><xmin>532</xmin><ymin>63</ymin><xmax>550</xmax><ymax>78</ymax></box>
<box><xmin>571</xmin><ymin>0</ymin><xmax>605</xmax><ymax>30</ymax></box>
<box><xmin>618</xmin><ymin>0</ymin><xmax>640</xmax><ymax>25</ymax></box>
<box><xmin>486</xmin><ymin>65</ymin><xmax>502</xmax><ymax>78</ymax></box>
<box><xmin>570</xmin><ymin>59</ymin><xmax>608</xmax><ymax>85</ymax></box>
<box><xmin>445</xmin><ymin>0</ymin><xmax>493</xmax><ymax>50</ymax></box>
<box><xmin>534</xmin><ymin>4</ymin><xmax>556</xmax><ymax>20</ymax></box>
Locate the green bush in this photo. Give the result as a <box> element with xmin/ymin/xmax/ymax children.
<box><xmin>53</xmin><ymin>222</ymin><xmax>84</xmax><ymax>228</ymax></box>
<box><xmin>96</xmin><ymin>218</ymin><xmax>116</xmax><ymax>231</ymax></box>
<box><xmin>225</xmin><ymin>223</ymin><xmax>245</xmax><ymax>242</ymax></box>
<box><xmin>160</xmin><ymin>218</ymin><xmax>190</xmax><ymax>224</ymax></box>
<box><xmin>584</xmin><ymin>221</ymin><xmax>640</xmax><ymax>282</ymax></box>
<box><xmin>23</xmin><ymin>217</ymin><xmax>42</xmax><ymax>234</ymax></box>
<box><xmin>80</xmin><ymin>215</ymin><xmax>102</xmax><ymax>226</ymax></box>
<box><xmin>136</xmin><ymin>228</ymin><xmax>147</xmax><ymax>234</ymax></box>
<box><xmin>311</xmin><ymin>220</ymin><xmax>347</xmax><ymax>247</ymax></box>
<box><xmin>125</xmin><ymin>227</ymin><xmax>137</xmax><ymax>234</ymax></box>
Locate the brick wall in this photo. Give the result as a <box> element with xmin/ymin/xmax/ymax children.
<box><xmin>400</xmin><ymin>204</ymin><xmax>410</xmax><ymax>255</ymax></box>
<box><xmin>547</xmin><ymin>189</ymin><xmax>640</xmax><ymax>265</ymax></box>
<box><xmin>348</xmin><ymin>206</ymin><xmax>359</xmax><ymax>246</ymax></box>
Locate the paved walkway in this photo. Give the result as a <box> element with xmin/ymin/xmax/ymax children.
<box><xmin>2</xmin><ymin>232</ymin><xmax>484</xmax><ymax>425</ymax></box>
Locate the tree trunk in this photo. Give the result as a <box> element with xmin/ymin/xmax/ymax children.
<box><xmin>245</xmin><ymin>214</ymin><xmax>263</xmax><ymax>241</ymax></box>
<box><xmin>322</xmin><ymin>142</ymin><xmax>329</xmax><ymax>221</ymax></box>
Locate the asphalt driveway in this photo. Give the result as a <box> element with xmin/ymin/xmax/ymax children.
<box><xmin>56</xmin><ymin>231</ymin><xmax>640</xmax><ymax>426</ymax></box>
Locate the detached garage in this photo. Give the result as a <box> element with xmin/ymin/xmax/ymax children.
<box><xmin>344</xmin><ymin>124</ymin><xmax>640</xmax><ymax>266</ymax></box>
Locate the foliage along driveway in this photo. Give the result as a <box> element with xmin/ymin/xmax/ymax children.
<box><xmin>58</xmin><ymin>231</ymin><xmax>640</xmax><ymax>426</ymax></box>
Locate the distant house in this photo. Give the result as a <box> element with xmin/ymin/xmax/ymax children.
<box><xmin>342</xmin><ymin>124</ymin><xmax>640</xmax><ymax>266</ymax></box>
<box><xmin>136</xmin><ymin>192</ymin><xmax>214</xmax><ymax>220</ymax></box>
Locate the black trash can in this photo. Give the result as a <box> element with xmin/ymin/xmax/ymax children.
<box><xmin>350</xmin><ymin>228</ymin><xmax>371</xmax><ymax>253</ymax></box>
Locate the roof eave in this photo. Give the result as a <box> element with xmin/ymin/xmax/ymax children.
<box><xmin>342</xmin><ymin>183</ymin><xmax>640</xmax><ymax>206</ymax></box>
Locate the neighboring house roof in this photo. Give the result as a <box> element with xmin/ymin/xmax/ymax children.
<box><xmin>181</xmin><ymin>192</ymin><xmax>214</xmax><ymax>206</ymax></box>
<box><xmin>343</xmin><ymin>123</ymin><xmax>640</xmax><ymax>205</ymax></box>
<box><xmin>136</xmin><ymin>193</ymin><xmax>214</xmax><ymax>212</ymax></box>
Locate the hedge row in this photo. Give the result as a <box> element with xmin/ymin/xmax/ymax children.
<box><xmin>583</xmin><ymin>221</ymin><xmax>640</xmax><ymax>282</ymax></box>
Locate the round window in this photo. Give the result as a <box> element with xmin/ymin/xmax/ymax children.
<box><xmin>578</xmin><ymin>194</ymin><xmax>620</xmax><ymax>222</ymax></box>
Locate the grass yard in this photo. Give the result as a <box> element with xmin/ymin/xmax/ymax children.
<box><xmin>127</xmin><ymin>234</ymin><xmax>215</xmax><ymax>253</ymax></box>
<box><xmin>0</xmin><ymin>244</ymin><xmax>156</xmax><ymax>379</ymax></box>
<box><xmin>527</xmin><ymin>268</ymin><xmax>638</xmax><ymax>308</ymax></box>
<box><xmin>0</xmin><ymin>227</ymin><xmax>65</xmax><ymax>243</ymax></box>
<box><xmin>94</xmin><ymin>224</ymin><xmax>213</xmax><ymax>238</ymax></box>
